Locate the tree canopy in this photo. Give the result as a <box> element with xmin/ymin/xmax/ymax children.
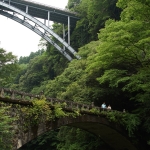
<box><xmin>0</xmin><ymin>105</ymin><xmax>15</xmax><ymax>150</ymax></box>
<box><xmin>0</xmin><ymin>48</ymin><xmax>19</xmax><ymax>87</ymax></box>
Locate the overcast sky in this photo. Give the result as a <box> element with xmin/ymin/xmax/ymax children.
<box><xmin>0</xmin><ymin>0</ymin><xmax>68</xmax><ymax>58</ymax></box>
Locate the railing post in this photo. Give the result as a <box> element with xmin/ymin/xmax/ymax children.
<box><xmin>21</xmin><ymin>94</ymin><xmax>25</xmax><ymax>100</ymax></box>
<box><xmin>81</xmin><ymin>104</ymin><xmax>84</xmax><ymax>110</ymax></box>
<box><xmin>76</xmin><ymin>104</ymin><xmax>79</xmax><ymax>109</ymax></box>
<box><xmin>11</xmin><ymin>91</ymin><xmax>15</xmax><ymax>99</ymax></box>
<box><xmin>91</xmin><ymin>102</ymin><xmax>94</xmax><ymax>107</ymax></box>
<box><xmin>70</xmin><ymin>102</ymin><xmax>73</xmax><ymax>109</ymax></box>
<box><xmin>0</xmin><ymin>88</ymin><xmax>4</xmax><ymax>98</ymax></box>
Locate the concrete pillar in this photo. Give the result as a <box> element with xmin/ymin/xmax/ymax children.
<box><xmin>68</xmin><ymin>16</ymin><xmax>70</xmax><ymax>45</ymax></box>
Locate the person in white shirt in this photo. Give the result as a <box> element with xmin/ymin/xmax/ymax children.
<box><xmin>101</xmin><ymin>102</ymin><xmax>106</xmax><ymax>109</ymax></box>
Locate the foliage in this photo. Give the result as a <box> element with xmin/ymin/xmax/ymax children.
<box><xmin>19</xmin><ymin>96</ymin><xmax>140</xmax><ymax>138</ymax></box>
<box><xmin>21</xmin><ymin>98</ymin><xmax>52</xmax><ymax>127</ymax></box>
<box><xmin>18</xmin><ymin>49</ymin><xmax>44</xmax><ymax>64</ymax></box>
<box><xmin>54</xmin><ymin>103</ymin><xmax>68</xmax><ymax>118</ymax></box>
<box><xmin>0</xmin><ymin>48</ymin><xmax>19</xmax><ymax>87</ymax></box>
<box><xmin>20</xmin><ymin>98</ymin><xmax>82</xmax><ymax>129</ymax></box>
<box><xmin>89</xmin><ymin>107</ymin><xmax>100</xmax><ymax>115</ymax></box>
<box><xmin>13</xmin><ymin>23</ymin><xmax>69</xmax><ymax>92</ymax></box>
<box><xmin>43</xmin><ymin>41</ymin><xmax>100</xmax><ymax>102</ymax></box>
<box><xmin>20</xmin><ymin>130</ymin><xmax>59</xmax><ymax>150</ymax></box>
<box><xmin>85</xmin><ymin>0</ymin><xmax>150</xmax><ymax>146</ymax></box>
<box><xmin>57</xmin><ymin>126</ymin><xmax>105</xmax><ymax>150</ymax></box>
<box><xmin>121</xmin><ymin>113</ymin><xmax>140</xmax><ymax>137</ymax></box>
<box><xmin>100</xmin><ymin>111</ymin><xmax>141</xmax><ymax>137</ymax></box>
<box><xmin>44</xmin><ymin>59</ymin><xmax>91</xmax><ymax>102</ymax></box>
<box><xmin>0</xmin><ymin>104</ymin><xmax>15</xmax><ymax>150</ymax></box>
<box><xmin>70</xmin><ymin>0</ymin><xmax>121</xmax><ymax>49</ymax></box>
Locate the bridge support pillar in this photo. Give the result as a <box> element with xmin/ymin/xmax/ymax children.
<box><xmin>68</xmin><ymin>16</ymin><xmax>70</xmax><ymax>45</ymax></box>
<box><xmin>26</xmin><ymin>5</ymin><xmax>28</xmax><ymax>13</ymax></box>
<box><xmin>0</xmin><ymin>0</ymin><xmax>79</xmax><ymax>60</ymax></box>
<box><xmin>48</xmin><ymin>11</ymin><xmax>50</xmax><ymax>27</ymax></box>
<box><xmin>63</xmin><ymin>24</ymin><xmax>66</xmax><ymax>50</ymax></box>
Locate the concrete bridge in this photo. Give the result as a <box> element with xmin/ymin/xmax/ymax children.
<box><xmin>0</xmin><ymin>0</ymin><xmax>80</xmax><ymax>61</ymax></box>
<box><xmin>0</xmin><ymin>88</ymin><xmax>138</xmax><ymax>150</ymax></box>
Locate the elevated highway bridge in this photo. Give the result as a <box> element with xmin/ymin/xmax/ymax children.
<box><xmin>0</xmin><ymin>0</ymin><xmax>80</xmax><ymax>61</ymax></box>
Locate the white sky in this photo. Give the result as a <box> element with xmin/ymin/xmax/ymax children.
<box><xmin>0</xmin><ymin>0</ymin><xmax>68</xmax><ymax>59</ymax></box>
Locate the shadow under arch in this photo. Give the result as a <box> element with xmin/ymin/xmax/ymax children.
<box><xmin>18</xmin><ymin>114</ymin><xmax>138</xmax><ymax>150</ymax></box>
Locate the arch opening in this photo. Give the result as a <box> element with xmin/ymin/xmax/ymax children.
<box><xmin>16</xmin><ymin>115</ymin><xmax>137</xmax><ymax>150</ymax></box>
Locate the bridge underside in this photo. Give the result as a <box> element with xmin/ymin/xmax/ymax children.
<box><xmin>0</xmin><ymin>0</ymin><xmax>80</xmax><ymax>61</ymax></box>
<box><xmin>69</xmin><ymin>122</ymin><xmax>135</xmax><ymax>150</ymax></box>
<box><xmin>16</xmin><ymin>115</ymin><xmax>137</xmax><ymax>150</ymax></box>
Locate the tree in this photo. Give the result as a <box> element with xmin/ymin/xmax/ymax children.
<box><xmin>20</xmin><ymin>130</ymin><xmax>58</xmax><ymax>150</ymax></box>
<box><xmin>86</xmin><ymin>0</ymin><xmax>150</xmax><ymax>147</ymax></box>
<box><xmin>0</xmin><ymin>105</ymin><xmax>14</xmax><ymax>150</ymax></box>
<box><xmin>70</xmin><ymin>0</ymin><xmax>121</xmax><ymax>49</ymax></box>
<box><xmin>0</xmin><ymin>48</ymin><xmax>19</xmax><ymax>87</ymax></box>
<box><xmin>57</xmin><ymin>127</ymin><xmax>110</xmax><ymax>150</ymax></box>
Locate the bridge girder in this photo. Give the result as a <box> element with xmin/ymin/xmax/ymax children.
<box><xmin>0</xmin><ymin>1</ymin><xmax>80</xmax><ymax>61</ymax></box>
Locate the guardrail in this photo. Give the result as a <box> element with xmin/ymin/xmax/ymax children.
<box><xmin>0</xmin><ymin>88</ymin><xmax>116</xmax><ymax>113</ymax></box>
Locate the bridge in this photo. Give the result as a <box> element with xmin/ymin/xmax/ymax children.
<box><xmin>0</xmin><ymin>0</ymin><xmax>80</xmax><ymax>61</ymax></box>
<box><xmin>0</xmin><ymin>88</ymin><xmax>138</xmax><ymax>150</ymax></box>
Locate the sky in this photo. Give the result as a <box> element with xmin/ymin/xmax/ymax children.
<box><xmin>0</xmin><ymin>0</ymin><xmax>68</xmax><ymax>58</ymax></box>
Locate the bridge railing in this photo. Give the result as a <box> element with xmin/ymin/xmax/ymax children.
<box><xmin>0</xmin><ymin>88</ymin><xmax>116</xmax><ymax>113</ymax></box>
<box><xmin>0</xmin><ymin>88</ymin><xmax>41</xmax><ymax>100</ymax></box>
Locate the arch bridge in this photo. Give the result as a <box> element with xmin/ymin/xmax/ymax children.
<box><xmin>0</xmin><ymin>0</ymin><xmax>80</xmax><ymax>61</ymax></box>
<box><xmin>0</xmin><ymin>88</ymin><xmax>138</xmax><ymax>150</ymax></box>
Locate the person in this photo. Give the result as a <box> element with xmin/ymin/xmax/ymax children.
<box><xmin>101</xmin><ymin>102</ymin><xmax>106</xmax><ymax>109</ymax></box>
<box><xmin>107</xmin><ymin>105</ymin><xmax>111</xmax><ymax>110</ymax></box>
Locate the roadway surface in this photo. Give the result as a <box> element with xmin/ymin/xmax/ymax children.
<box><xmin>0</xmin><ymin>0</ymin><xmax>79</xmax><ymax>26</ymax></box>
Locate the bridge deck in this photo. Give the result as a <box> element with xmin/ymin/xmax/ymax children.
<box><xmin>0</xmin><ymin>0</ymin><xmax>79</xmax><ymax>26</ymax></box>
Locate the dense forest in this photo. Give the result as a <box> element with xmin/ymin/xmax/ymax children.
<box><xmin>0</xmin><ymin>0</ymin><xmax>150</xmax><ymax>149</ymax></box>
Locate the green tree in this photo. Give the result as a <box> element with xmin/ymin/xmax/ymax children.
<box><xmin>0</xmin><ymin>48</ymin><xmax>19</xmax><ymax>87</ymax></box>
<box><xmin>57</xmin><ymin>127</ymin><xmax>110</xmax><ymax>150</ymax></box>
<box><xmin>86</xmin><ymin>0</ymin><xmax>150</xmax><ymax>147</ymax></box>
<box><xmin>70</xmin><ymin>0</ymin><xmax>121</xmax><ymax>50</ymax></box>
<box><xmin>0</xmin><ymin>105</ymin><xmax>14</xmax><ymax>150</ymax></box>
<box><xmin>18</xmin><ymin>49</ymin><xmax>44</xmax><ymax>64</ymax></box>
<box><xmin>20</xmin><ymin>130</ymin><xmax>58</xmax><ymax>150</ymax></box>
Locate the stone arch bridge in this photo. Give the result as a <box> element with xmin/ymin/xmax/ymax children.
<box><xmin>0</xmin><ymin>88</ymin><xmax>138</xmax><ymax>150</ymax></box>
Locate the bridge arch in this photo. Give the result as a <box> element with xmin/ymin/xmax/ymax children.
<box><xmin>0</xmin><ymin>1</ymin><xmax>80</xmax><ymax>61</ymax></box>
<box><xmin>17</xmin><ymin>115</ymin><xmax>137</xmax><ymax>150</ymax></box>
<box><xmin>0</xmin><ymin>88</ymin><xmax>138</xmax><ymax>149</ymax></box>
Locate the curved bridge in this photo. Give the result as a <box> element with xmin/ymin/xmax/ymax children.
<box><xmin>0</xmin><ymin>88</ymin><xmax>137</xmax><ymax>150</ymax></box>
<box><xmin>0</xmin><ymin>0</ymin><xmax>80</xmax><ymax>61</ymax></box>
